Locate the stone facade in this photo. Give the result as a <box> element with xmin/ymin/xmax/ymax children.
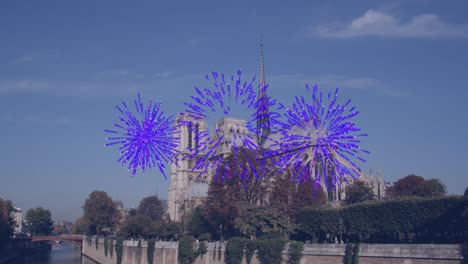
<box><xmin>82</xmin><ymin>237</ymin><xmax>462</xmax><ymax>264</ymax></box>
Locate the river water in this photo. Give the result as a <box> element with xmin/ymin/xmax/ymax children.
<box><xmin>9</xmin><ymin>243</ymin><xmax>97</xmax><ymax>264</ymax></box>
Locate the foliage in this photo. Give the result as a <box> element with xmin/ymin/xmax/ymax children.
<box><xmin>26</xmin><ymin>207</ymin><xmax>53</xmax><ymax>235</ymax></box>
<box><xmin>256</xmin><ymin>235</ymin><xmax>287</xmax><ymax>264</ymax></box>
<box><xmin>178</xmin><ymin>236</ymin><xmax>197</xmax><ymax>264</ymax></box>
<box><xmin>235</xmin><ymin>205</ymin><xmax>290</xmax><ymax>240</ymax></box>
<box><xmin>352</xmin><ymin>243</ymin><xmax>360</xmax><ymax>264</ymax></box>
<box><xmin>245</xmin><ymin>240</ymin><xmax>257</xmax><ymax>264</ymax></box>
<box><xmin>204</xmin><ymin>148</ymin><xmax>272</xmax><ymax>239</ymax></box>
<box><xmin>72</xmin><ymin>217</ymin><xmax>88</xmax><ymax>234</ymax></box>
<box><xmin>197</xmin><ymin>241</ymin><xmax>207</xmax><ymax>259</ymax></box>
<box><xmin>109</xmin><ymin>239</ymin><xmax>114</xmax><ymax>258</ymax></box>
<box><xmin>137</xmin><ymin>195</ymin><xmax>166</xmax><ymax>221</ymax></box>
<box><xmin>95</xmin><ymin>236</ymin><xmax>99</xmax><ymax>250</ymax></box>
<box><xmin>104</xmin><ymin>238</ymin><xmax>109</xmax><ymax>257</ymax></box>
<box><xmin>225</xmin><ymin>237</ymin><xmax>246</xmax><ymax>264</ymax></box>
<box><xmin>187</xmin><ymin>206</ymin><xmax>211</xmax><ymax>238</ymax></box>
<box><xmin>115</xmin><ymin>238</ymin><xmax>123</xmax><ymax>264</ymax></box>
<box><xmin>198</xmin><ymin>233</ymin><xmax>211</xmax><ymax>241</ymax></box>
<box><xmin>287</xmin><ymin>241</ymin><xmax>303</xmax><ymax>264</ymax></box>
<box><xmin>386</xmin><ymin>175</ymin><xmax>446</xmax><ymax>198</ymax></box>
<box><xmin>0</xmin><ymin>198</ymin><xmax>13</xmax><ymax>249</ymax></box>
<box><xmin>344</xmin><ymin>181</ymin><xmax>375</xmax><ymax>205</ymax></box>
<box><xmin>218</xmin><ymin>242</ymin><xmax>222</xmax><ymax>261</ymax></box>
<box><xmin>213</xmin><ymin>243</ymin><xmax>216</xmax><ymax>261</ymax></box>
<box><xmin>413</xmin><ymin>179</ymin><xmax>447</xmax><ymax>198</ymax></box>
<box><xmin>83</xmin><ymin>191</ymin><xmax>120</xmax><ymax>235</ymax></box>
<box><xmin>147</xmin><ymin>239</ymin><xmax>156</xmax><ymax>264</ymax></box>
<box><xmin>150</xmin><ymin>220</ymin><xmax>180</xmax><ymax>240</ymax></box>
<box><xmin>344</xmin><ymin>244</ymin><xmax>353</xmax><ymax>264</ymax></box>
<box><xmin>119</xmin><ymin>215</ymin><xmax>152</xmax><ymax>239</ymax></box>
<box><xmin>298</xmin><ymin>196</ymin><xmax>465</xmax><ymax>243</ymax></box>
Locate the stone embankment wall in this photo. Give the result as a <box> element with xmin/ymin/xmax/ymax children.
<box><xmin>82</xmin><ymin>237</ymin><xmax>462</xmax><ymax>264</ymax></box>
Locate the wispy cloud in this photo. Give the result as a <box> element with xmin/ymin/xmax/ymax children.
<box><xmin>12</xmin><ymin>55</ymin><xmax>35</xmax><ymax>64</ymax></box>
<box><xmin>268</xmin><ymin>73</ymin><xmax>406</xmax><ymax>97</ymax></box>
<box><xmin>317</xmin><ymin>9</ymin><xmax>468</xmax><ymax>38</ymax></box>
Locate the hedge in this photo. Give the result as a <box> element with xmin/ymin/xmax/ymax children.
<box><xmin>298</xmin><ymin>196</ymin><xmax>465</xmax><ymax>243</ymax></box>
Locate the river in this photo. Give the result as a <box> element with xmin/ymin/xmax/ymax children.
<box><xmin>9</xmin><ymin>243</ymin><xmax>97</xmax><ymax>264</ymax></box>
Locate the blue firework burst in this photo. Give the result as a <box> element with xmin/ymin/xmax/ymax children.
<box><xmin>271</xmin><ymin>84</ymin><xmax>369</xmax><ymax>190</ymax></box>
<box><xmin>181</xmin><ymin>70</ymin><xmax>279</xmax><ymax>181</ymax></box>
<box><xmin>105</xmin><ymin>93</ymin><xmax>179</xmax><ymax>178</ymax></box>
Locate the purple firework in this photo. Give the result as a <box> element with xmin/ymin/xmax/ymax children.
<box><xmin>271</xmin><ymin>84</ymin><xmax>369</xmax><ymax>190</ymax></box>
<box><xmin>181</xmin><ymin>70</ymin><xmax>279</xmax><ymax>181</ymax></box>
<box><xmin>105</xmin><ymin>93</ymin><xmax>179</xmax><ymax>178</ymax></box>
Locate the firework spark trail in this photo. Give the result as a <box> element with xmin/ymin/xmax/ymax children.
<box><xmin>181</xmin><ymin>70</ymin><xmax>280</xmax><ymax>181</ymax></box>
<box><xmin>105</xmin><ymin>93</ymin><xmax>179</xmax><ymax>178</ymax></box>
<box><xmin>270</xmin><ymin>84</ymin><xmax>369</xmax><ymax>189</ymax></box>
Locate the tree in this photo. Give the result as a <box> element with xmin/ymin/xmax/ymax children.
<box><xmin>235</xmin><ymin>205</ymin><xmax>290</xmax><ymax>240</ymax></box>
<box><xmin>25</xmin><ymin>207</ymin><xmax>53</xmax><ymax>236</ymax></box>
<box><xmin>83</xmin><ymin>191</ymin><xmax>120</xmax><ymax>235</ymax></box>
<box><xmin>270</xmin><ymin>171</ymin><xmax>327</xmax><ymax>220</ymax></box>
<box><xmin>72</xmin><ymin>217</ymin><xmax>88</xmax><ymax>234</ymax></box>
<box><xmin>119</xmin><ymin>215</ymin><xmax>152</xmax><ymax>239</ymax></box>
<box><xmin>386</xmin><ymin>175</ymin><xmax>446</xmax><ymax>198</ymax></box>
<box><xmin>0</xmin><ymin>198</ymin><xmax>14</xmax><ymax>249</ymax></box>
<box><xmin>137</xmin><ymin>195</ymin><xmax>165</xmax><ymax>222</ymax></box>
<box><xmin>204</xmin><ymin>147</ymin><xmax>273</xmax><ymax>239</ymax></box>
<box><xmin>413</xmin><ymin>179</ymin><xmax>446</xmax><ymax>198</ymax></box>
<box><xmin>344</xmin><ymin>181</ymin><xmax>375</xmax><ymax>205</ymax></box>
<box><xmin>187</xmin><ymin>206</ymin><xmax>211</xmax><ymax>238</ymax></box>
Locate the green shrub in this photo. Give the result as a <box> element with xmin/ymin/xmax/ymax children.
<box><xmin>115</xmin><ymin>238</ymin><xmax>123</xmax><ymax>264</ymax></box>
<box><xmin>147</xmin><ymin>239</ymin><xmax>156</xmax><ymax>264</ymax></box>
<box><xmin>287</xmin><ymin>241</ymin><xmax>303</xmax><ymax>264</ymax></box>
<box><xmin>352</xmin><ymin>243</ymin><xmax>360</xmax><ymax>264</ymax></box>
<box><xmin>225</xmin><ymin>237</ymin><xmax>246</xmax><ymax>264</ymax></box>
<box><xmin>257</xmin><ymin>236</ymin><xmax>286</xmax><ymax>264</ymax></box>
<box><xmin>344</xmin><ymin>244</ymin><xmax>353</xmax><ymax>264</ymax></box>
<box><xmin>245</xmin><ymin>240</ymin><xmax>257</xmax><ymax>264</ymax></box>
<box><xmin>198</xmin><ymin>233</ymin><xmax>211</xmax><ymax>241</ymax></box>
<box><xmin>178</xmin><ymin>236</ymin><xmax>197</xmax><ymax>264</ymax></box>
<box><xmin>298</xmin><ymin>196</ymin><xmax>465</xmax><ymax>243</ymax></box>
<box><xmin>104</xmin><ymin>238</ymin><xmax>108</xmax><ymax>257</ymax></box>
<box><xmin>197</xmin><ymin>241</ymin><xmax>207</xmax><ymax>259</ymax></box>
<box><xmin>109</xmin><ymin>239</ymin><xmax>114</xmax><ymax>258</ymax></box>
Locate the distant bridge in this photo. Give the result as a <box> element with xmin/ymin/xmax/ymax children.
<box><xmin>32</xmin><ymin>235</ymin><xmax>83</xmax><ymax>245</ymax></box>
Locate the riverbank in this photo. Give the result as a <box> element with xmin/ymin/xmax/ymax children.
<box><xmin>0</xmin><ymin>239</ymin><xmax>52</xmax><ymax>264</ymax></box>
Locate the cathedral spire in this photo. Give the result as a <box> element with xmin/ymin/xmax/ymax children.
<box><xmin>257</xmin><ymin>35</ymin><xmax>270</xmax><ymax>147</ymax></box>
<box><xmin>260</xmin><ymin>35</ymin><xmax>266</xmax><ymax>89</ymax></box>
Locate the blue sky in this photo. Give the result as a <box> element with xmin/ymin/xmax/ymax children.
<box><xmin>1</xmin><ymin>0</ymin><xmax>468</xmax><ymax>221</ymax></box>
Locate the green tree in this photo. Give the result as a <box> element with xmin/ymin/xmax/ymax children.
<box><xmin>119</xmin><ymin>215</ymin><xmax>152</xmax><ymax>239</ymax></box>
<box><xmin>344</xmin><ymin>181</ymin><xmax>375</xmax><ymax>205</ymax></box>
<box><xmin>25</xmin><ymin>207</ymin><xmax>53</xmax><ymax>235</ymax></box>
<box><xmin>386</xmin><ymin>175</ymin><xmax>446</xmax><ymax>198</ymax></box>
<box><xmin>137</xmin><ymin>195</ymin><xmax>165</xmax><ymax>222</ymax></box>
<box><xmin>413</xmin><ymin>179</ymin><xmax>446</xmax><ymax>197</ymax></box>
<box><xmin>72</xmin><ymin>217</ymin><xmax>88</xmax><ymax>234</ymax></box>
<box><xmin>83</xmin><ymin>191</ymin><xmax>120</xmax><ymax>235</ymax></box>
<box><xmin>235</xmin><ymin>205</ymin><xmax>290</xmax><ymax>240</ymax></box>
<box><xmin>0</xmin><ymin>198</ymin><xmax>14</xmax><ymax>249</ymax></box>
<box><xmin>187</xmin><ymin>206</ymin><xmax>211</xmax><ymax>238</ymax></box>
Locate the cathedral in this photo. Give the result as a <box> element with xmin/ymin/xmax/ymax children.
<box><xmin>167</xmin><ymin>44</ymin><xmax>385</xmax><ymax>221</ymax></box>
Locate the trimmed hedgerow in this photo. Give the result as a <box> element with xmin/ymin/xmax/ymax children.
<box><xmin>147</xmin><ymin>239</ymin><xmax>156</xmax><ymax>264</ymax></box>
<box><xmin>115</xmin><ymin>238</ymin><xmax>123</xmax><ymax>264</ymax></box>
<box><xmin>245</xmin><ymin>240</ymin><xmax>257</xmax><ymax>264</ymax></box>
<box><xmin>256</xmin><ymin>236</ymin><xmax>287</xmax><ymax>264</ymax></box>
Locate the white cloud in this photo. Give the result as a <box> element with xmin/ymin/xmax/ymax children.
<box><xmin>318</xmin><ymin>9</ymin><xmax>468</xmax><ymax>38</ymax></box>
<box><xmin>268</xmin><ymin>73</ymin><xmax>406</xmax><ymax>97</ymax></box>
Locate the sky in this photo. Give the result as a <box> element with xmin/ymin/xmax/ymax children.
<box><xmin>1</xmin><ymin>0</ymin><xmax>468</xmax><ymax>222</ymax></box>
